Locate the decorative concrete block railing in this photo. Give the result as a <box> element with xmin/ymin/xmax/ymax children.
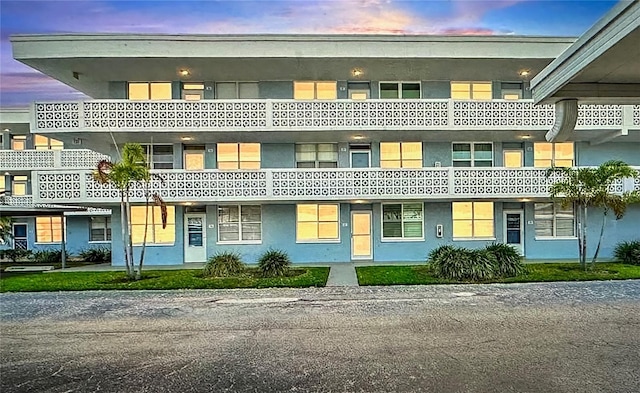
<box><xmin>0</xmin><ymin>149</ymin><xmax>109</xmax><ymax>171</ymax></box>
<box><xmin>634</xmin><ymin>105</ymin><xmax>640</xmax><ymax>126</ymax></box>
<box><xmin>31</xmin><ymin>167</ymin><xmax>640</xmax><ymax>205</ymax></box>
<box><xmin>0</xmin><ymin>194</ymin><xmax>111</xmax><ymax>215</ymax></box>
<box><xmin>32</xmin><ymin>100</ymin><xmax>637</xmax><ymax>133</ymax></box>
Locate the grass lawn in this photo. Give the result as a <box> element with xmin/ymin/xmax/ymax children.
<box><xmin>0</xmin><ymin>267</ymin><xmax>330</xmax><ymax>292</ymax></box>
<box><xmin>356</xmin><ymin>263</ymin><xmax>640</xmax><ymax>286</ymax></box>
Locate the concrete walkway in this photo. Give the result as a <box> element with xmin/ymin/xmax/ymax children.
<box><xmin>325</xmin><ymin>263</ymin><xmax>359</xmax><ymax>287</ymax></box>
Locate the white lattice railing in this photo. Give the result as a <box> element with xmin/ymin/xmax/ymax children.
<box><xmin>32</xmin><ymin>100</ymin><xmax>636</xmax><ymax>133</ymax></box>
<box><xmin>31</xmin><ymin>167</ymin><xmax>640</xmax><ymax>204</ymax></box>
<box><xmin>633</xmin><ymin>105</ymin><xmax>640</xmax><ymax>126</ymax></box>
<box><xmin>0</xmin><ymin>149</ymin><xmax>109</xmax><ymax>171</ymax></box>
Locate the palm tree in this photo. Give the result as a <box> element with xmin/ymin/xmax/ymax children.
<box><xmin>547</xmin><ymin>160</ymin><xmax>639</xmax><ymax>270</ymax></box>
<box><xmin>0</xmin><ymin>216</ymin><xmax>12</xmax><ymax>246</ymax></box>
<box><xmin>94</xmin><ymin>143</ymin><xmax>166</xmax><ymax>280</ymax></box>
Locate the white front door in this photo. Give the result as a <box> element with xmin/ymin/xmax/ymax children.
<box><xmin>503</xmin><ymin>210</ymin><xmax>524</xmax><ymax>255</ymax></box>
<box><xmin>351</xmin><ymin>211</ymin><xmax>372</xmax><ymax>260</ymax></box>
<box><xmin>184</xmin><ymin>213</ymin><xmax>207</xmax><ymax>262</ymax></box>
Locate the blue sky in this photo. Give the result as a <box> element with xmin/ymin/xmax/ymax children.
<box><xmin>0</xmin><ymin>0</ymin><xmax>621</xmax><ymax>107</ymax></box>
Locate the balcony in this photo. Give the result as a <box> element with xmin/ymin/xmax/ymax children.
<box><xmin>31</xmin><ymin>167</ymin><xmax>640</xmax><ymax>205</ymax></box>
<box><xmin>32</xmin><ymin>100</ymin><xmax>640</xmax><ymax>133</ymax></box>
<box><xmin>0</xmin><ymin>149</ymin><xmax>109</xmax><ymax>171</ymax></box>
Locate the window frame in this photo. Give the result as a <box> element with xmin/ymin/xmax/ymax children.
<box><xmin>293</xmin><ymin>81</ymin><xmax>337</xmax><ymax>100</ymax></box>
<box><xmin>296</xmin><ymin>203</ymin><xmax>340</xmax><ymax>243</ymax></box>
<box><xmin>295</xmin><ymin>143</ymin><xmax>339</xmax><ymax>168</ymax></box>
<box><xmin>534</xmin><ymin>202</ymin><xmax>577</xmax><ymax>239</ymax></box>
<box><xmin>217</xmin><ymin>205</ymin><xmax>262</xmax><ymax>244</ymax></box>
<box><xmin>11</xmin><ymin>135</ymin><xmax>26</xmax><ymax>150</ymax></box>
<box><xmin>451</xmin><ymin>142</ymin><xmax>494</xmax><ymax>167</ymax></box>
<box><xmin>130</xmin><ymin>206</ymin><xmax>176</xmax><ymax>245</ymax></box>
<box><xmin>216</xmin><ymin>143</ymin><xmax>261</xmax><ymax>170</ymax></box>
<box><xmin>214</xmin><ymin>82</ymin><xmax>259</xmax><ymax>99</ymax></box>
<box><xmin>127</xmin><ymin>82</ymin><xmax>173</xmax><ymax>100</ymax></box>
<box><xmin>141</xmin><ymin>144</ymin><xmax>174</xmax><ymax>169</ymax></box>
<box><xmin>34</xmin><ymin>135</ymin><xmax>63</xmax><ymax>150</ymax></box>
<box><xmin>533</xmin><ymin>142</ymin><xmax>575</xmax><ymax>168</ymax></box>
<box><xmin>11</xmin><ymin>175</ymin><xmax>28</xmax><ymax>196</ymax></box>
<box><xmin>450</xmin><ymin>81</ymin><xmax>493</xmax><ymax>100</ymax></box>
<box><xmin>452</xmin><ymin>201</ymin><xmax>495</xmax><ymax>240</ymax></box>
<box><xmin>35</xmin><ymin>216</ymin><xmax>63</xmax><ymax>244</ymax></box>
<box><xmin>89</xmin><ymin>216</ymin><xmax>112</xmax><ymax>243</ymax></box>
<box><xmin>381</xmin><ymin>202</ymin><xmax>425</xmax><ymax>242</ymax></box>
<box><xmin>378</xmin><ymin>81</ymin><xmax>422</xmax><ymax>99</ymax></box>
<box><xmin>380</xmin><ymin>142</ymin><xmax>423</xmax><ymax>168</ymax></box>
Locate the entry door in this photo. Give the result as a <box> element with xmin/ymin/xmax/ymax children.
<box><xmin>12</xmin><ymin>223</ymin><xmax>28</xmax><ymax>250</ymax></box>
<box><xmin>350</xmin><ymin>150</ymin><xmax>371</xmax><ymax>168</ymax></box>
<box><xmin>503</xmin><ymin>211</ymin><xmax>524</xmax><ymax>255</ymax></box>
<box><xmin>503</xmin><ymin>150</ymin><xmax>523</xmax><ymax>168</ymax></box>
<box><xmin>184</xmin><ymin>213</ymin><xmax>206</xmax><ymax>262</ymax></box>
<box><xmin>184</xmin><ymin>149</ymin><xmax>205</xmax><ymax>171</ymax></box>
<box><xmin>351</xmin><ymin>211</ymin><xmax>372</xmax><ymax>260</ymax></box>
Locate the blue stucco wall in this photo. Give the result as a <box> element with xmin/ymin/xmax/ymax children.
<box><xmin>110</xmin><ymin>205</ymin><xmax>185</xmax><ymax>266</ymax></box>
<box><xmin>262</xmin><ymin>144</ymin><xmax>295</xmax><ymax>168</ymax></box>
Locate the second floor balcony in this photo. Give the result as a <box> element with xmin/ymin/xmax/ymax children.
<box><xmin>0</xmin><ymin>149</ymin><xmax>109</xmax><ymax>171</ymax></box>
<box><xmin>32</xmin><ymin>100</ymin><xmax>640</xmax><ymax>134</ymax></box>
<box><xmin>30</xmin><ymin>167</ymin><xmax>640</xmax><ymax>205</ymax></box>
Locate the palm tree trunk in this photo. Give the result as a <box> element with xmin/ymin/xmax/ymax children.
<box><xmin>125</xmin><ymin>191</ymin><xmax>135</xmax><ymax>280</ymax></box>
<box><xmin>591</xmin><ymin>211</ymin><xmax>607</xmax><ymax>268</ymax></box>
<box><xmin>119</xmin><ymin>196</ymin><xmax>131</xmax><ymax>278</ymax></box>
<box><xmin>582</xmin><ymin>205</ymin><xmax>588</xmax><ymax>271</ymax></box>
<box><xmin>137</xmin><ymin>192</ymin><xmax>150</xmax><ymax>280</ymax></box>
<box><xmin>576</xmin><ymin>204</ymin><xmax>584</xmax><ymax>270</ymax></box>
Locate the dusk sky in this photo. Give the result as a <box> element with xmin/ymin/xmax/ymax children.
<box><xmin>0</xmin><ymin>0</ymin><xmax>622</xmax><ymax>107</ymax></box>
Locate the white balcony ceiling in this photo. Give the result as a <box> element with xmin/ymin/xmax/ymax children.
<box><xmin>11</xmin><ymin>34</ymin><xmax>574</xmax><ymax>98</ymax></box>
<box><xmin>532</xmin><ymin>1</ymin><xmax>640</xmax><ymax>104</ymax></box>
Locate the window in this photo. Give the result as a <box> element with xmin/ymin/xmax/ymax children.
<box><xmin>294</xmin><ymin>81</ymin><xmax>337</xmax><ymax>100</ymax></box>
<box><xmin>535</xmin><ymin>203</ymin><xmax>575</xmax><ymax>237</ymax></box>
<box><xmin>452</xmin><ymin>143</ymin><xmax>493</xmax><ymax>167</ymax></box>
<box><xmin>217</xmin><ymin>143</ymin><xmax>260</xmax><ymax>169</ymax></box>
<box><xmin>380</xmin><ymin>142</ymin><xmax>422</xmax><ymax>168</ymax></box>
<box><xmin>215</xmin><ymin>82</ymin><xmax>259</xmax><ymax>99</ymax></box>
<box><xmin>130</xmin><ymin>206</ymin><xmax>176</xmax><ymax>244</ymax></box>
<box><xmin>218</xmin><ymin>205</ymin><xmax>262</xmax><ymax>242</ymax></box>
<box><xmin>36</xmin><ymin>216</ymin><xmax>62</xmax><ymax>243</ymax></box>
<box><xmin>141</xmin><ymin>144</ymin><xmax>174</xmax><ymax>169</ymax></box>
<box><xmin>184</xmin><ymin>145</ymin><xmax>205</xmax><ymax>170</ymax></box>
<box><xmin>295</xmin><ymin>144</ymin><xmax>338</xmax><ymax>168</ymax></box>
<box><xmin>0</xmin><ymin>176</ymin><xmax>5</xmax><ymax>191</ymax></box>
<box><xmin>379</xmin><ymin>82</ymin><xmax>421</xmax><ymax>99</ymax></box>
<box><xmin>534</xmin><ymin>142</ymin><xmax>574</xmax><ymax>167</ymax></box>
<box><xmin>382</xmin><ymin>203</ymin><xmax>424</xmax><ymax>240</ymax></box>
<box><xmin>90</xmin><ymin>216</ymin><xmax>111</xmax><ymax>242</ymax></box>
<box><xmin>182</xmin><ymin>83</ymin><xmax>205</xmax><ymax>101</ymax></box>
<box><xmin>451</xmin><ymin>82</ymin><xmax>492</xmax><ymax>100</ymax></box>
<box><xmin>452</xmin><ymin>202</ymin><xmax>494</xmax><ymax>238</ymax></box>
<box><xmin>12</xmin><ymin>175</ymin><xmax>27</xmax><ymax>196</ymax></box>
<box><xmin>11</xmin><ymin>135</ymin><xmax>26</xmax><ymax>150</ymax></box>
<box><xmin>34</xmin><ymin>135</ymin><xmax>63</xmax><ymax>150</ymax></box>
<box><xmin>128</xmin><ymin>82</ymin><xmax>172</xmax><ymax>100</ymax></box>
<box><xmin>502</xmin><ymin>89</ymin><xmax>522</xmax><ymax>100</ymax></box>
<box><xmin>296</xmin><ymin>204</ymin><xmax>339</xmax><ymax>241</ymax></box>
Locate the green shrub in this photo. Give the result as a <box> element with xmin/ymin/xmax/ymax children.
<box><xmin>79</xmin><ymin>248</ymin><xmax>111</xmax><ymax>263</ymax></box>
<box><xmin>0</xmin><ymin>249</ymin><xmax>33</xmax><ymax>263</ymax></box>
<box><xmin>203</xmin><ymin>251</ymin><xmax>245</xmax><ymax>277</ymax></box>
<box><xmin>428</xmin><ymin>245</ymin><xmax>496</xmax><ymax>281</ymax></box>
<box><xmin>258</xmin><ymin>249</ymin><xmax>291</xmax><ymax>277</ymax></box>
<box><xmin>31</xmin><ymin>249</ymin><xmax>70</xmax><ymax>264</ymax></box>
<box><xmin>613</xmin><ymin>240</ymin><xmax>640</xmax><ymax>265</ymax></box>
<box><xmin>485</xmin><ymin>243</ymin><xmax>526</xmax><ymax>278</ymax></box>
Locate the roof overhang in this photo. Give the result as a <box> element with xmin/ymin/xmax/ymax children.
<box><xmin>0</xmin><ymin>206</ymin><xmax>83</xmax><ymax>216</ymax></box>
<box><xmin>531</xmin><ymin>0</ymin><xmax>640</xmax><ymax>104</ymax></box>
<box><xmin>10</xmin><ymin>34</ymin><xmax>574</xmax><ymax>98</ymax></box>
<box><xmin>0</xmin><ymin>108</ymin><xmax>30</xmax><ymax>135</ymax></box>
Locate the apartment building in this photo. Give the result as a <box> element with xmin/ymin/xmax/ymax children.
<box><xmin>2</xmin><ymin>34</ymin><xmax>639</xmax><ymax>265</ymax></box>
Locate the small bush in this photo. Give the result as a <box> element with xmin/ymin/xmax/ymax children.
<box><xmin>485</xmin><ymin>243</ymin><xmax>526</xmax><ymax>278</ymax></box>
<box><xmin>258</xmin><ymin>249</ymin><xmax>291</xmax><ymax>277</ymax></box>
<box><xmin>428</xmin><ymin>245</ymin><xmax>496</xmax><ymax>281</ymax></box>
<box><xmin>31</xmin><ymin>249</ymin><xmax>70</xmax><ymax>264</ymax></box>
<box><xmin>0</xmin><ymin>249</ymin><xmax>33</xmax><ymax>263</ymax></box>
<box><xmin>613</xmin><ymin>240</ymin><xmax>640</xmax><ymax>265</ymax></box>
<box><xmin>203</xmin><ymin>251</ymin><xmax>245</xmax><ymax>277</ymax></box>
<box><xmin>79</xmin><ymin>248</ymin><xmax>112</xmax><ymax>263</ymax></box>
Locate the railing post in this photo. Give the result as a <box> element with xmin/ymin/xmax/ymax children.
<box><xmin>448</xmin><ymin>167</ymin><xmax>455</xmax><ymax>197</ymax></box>
<box><xmin>79</xmin><ymin>170</ymin><xmax>87</xmax><ymax>202</ymax></box>
<box><xmin>78</xmin><ymin>101</ymin><xmax>85</xmax><ymax>128</ymax></box>
<box><xmin>265</xmin><ymin>170</ymin><xmax>273</xmax><ymax>198</ymax></box>
<box><xmin>622</xmin><ymin>105</ymin><xmax>634</xmax><ymax>131</ymax></box>
<box><xmin>32</xmin><ymin>171</ymin><xmax>40</xmax><ymax>204</ymax></box>
<box><xmin>266</xmin><ymin>100</ymin><xmax>273</xmax><ymax>128</ymax></box>
<box><xmin>447</xmin><ymin>99</ymin><xmax>454</xmax><ymax>127</ymax></box>
<box><xmin>53</xmin><ymin>150</ymin><xmax>62</xmax><ymax>168</ymax></box>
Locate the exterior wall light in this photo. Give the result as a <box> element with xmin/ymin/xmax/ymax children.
<box><xmin>352</xmin><ymin>68</ymin><xmax>364</xmax><ymax>77</ymax></box>
<box><xmin>179</xmin><ymin>69</ymin><xmax>190</xmax><ymax>76</ymax></box>
<box><xmin>519</xmin><ymin>70</ymin><xmax>530</xmax><ymax>77</ymax></box>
